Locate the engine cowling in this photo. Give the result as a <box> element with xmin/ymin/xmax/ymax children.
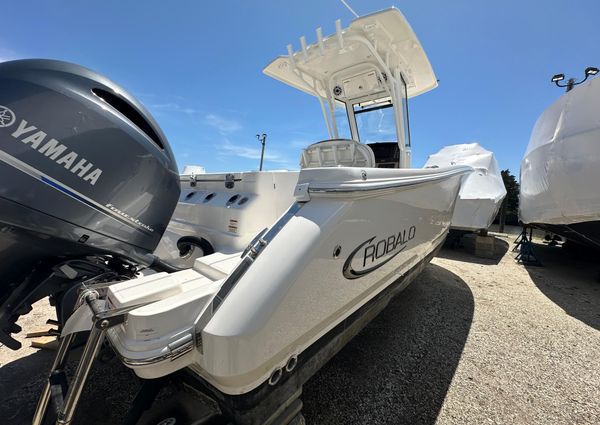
<box><xmin>0</xmin><ymin>59</ymin><xmax>180</xmax><ymax>348</ymax></box>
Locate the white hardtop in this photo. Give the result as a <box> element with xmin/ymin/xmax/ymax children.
<box><xmin>263</xmin><ymin>8</ymin><xmax>437</xmax><ymax>100</ymax></box>
<box><xmin>262</xmin><ymin>8</ymin><xmax>437</xmax><ymax>168</ymax></box>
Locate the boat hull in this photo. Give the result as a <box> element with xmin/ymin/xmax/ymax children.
<box><xmin>154</xmin><ymin>171</ymin><xmax>298</xmax><ymax>266</ymax></box>
<box><xmin>104</xmin><ymin>166</ymin><xmax>470</xmax><ymax>398</ymax></box>
<box><xmin>195</xmin><ymin>167</ymin><xmax>468</xmax><ymax>394</ymax></box>
<box><xmin>181</xmin><ymin>239</ymin><xmax>444</xmax><ymax>424</ymax></box>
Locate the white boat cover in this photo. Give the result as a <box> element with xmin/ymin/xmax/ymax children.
<box><xmin>181</xmin><ymin>165</ymin><xmax>205</xmax><ymax>175</ymax></box>
<box><xmin>425</xmin><ymin>143</ymin><xmax>506</xmax><ymax>231</ymax></box>
<box><xmin>520</xmin><ymin>77</ymin><xmax>600</xmax><ymax>225</ymax></box>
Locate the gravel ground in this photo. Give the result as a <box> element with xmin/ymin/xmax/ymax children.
<box><xmin>1</xmin><ymin>230</ymin><xmax>599</xmax><ymax>424</ymax></box>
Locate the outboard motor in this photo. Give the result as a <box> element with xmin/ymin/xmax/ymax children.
<box><xmin>0</xmin><ymin>59</ymin><xmax>180</xmax><ymax>349</ymax></box>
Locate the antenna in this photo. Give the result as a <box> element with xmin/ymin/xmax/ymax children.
<box><xmin>339</xmin><ymin>0</ymin><xmax>359</xmax><ymax>18</ymax></box>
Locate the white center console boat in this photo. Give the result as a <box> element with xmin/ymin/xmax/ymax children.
<box><xmin>33</xmin><ymin>8</ymin><xmax>472</xmax><ymax>425</ymax></box>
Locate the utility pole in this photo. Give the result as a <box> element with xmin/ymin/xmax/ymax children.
<box><xmin>256</xmin><ymin>133</ymin><xmax>267</xmax><ymax>171</ymax></box>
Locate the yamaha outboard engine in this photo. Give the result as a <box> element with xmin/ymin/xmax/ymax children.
<box><xmin>0</xmin><ymin>59</ymin><xmax>180</xmax><ymax>349</ymax></box>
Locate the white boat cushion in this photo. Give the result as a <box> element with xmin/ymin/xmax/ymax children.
<box><xmin>300</xmin><ymin>139</ymin><xmax>375</xmax><ymax>168</ymax></box>
<box><xmin>193</xmin><ymin>252</ymin><xmax>242</xmax><ymax>281</ymax></box>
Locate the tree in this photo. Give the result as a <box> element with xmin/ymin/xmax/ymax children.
<box><xmin>496</xmin><ymin>169</ymin><xmax>520</xmax><ymax>229</ymax></box>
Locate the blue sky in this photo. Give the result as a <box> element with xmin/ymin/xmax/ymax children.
<box><xmin>1</xmin><ymin>0</ymin><xmax>598</xmax><ymax>175</ymax></box>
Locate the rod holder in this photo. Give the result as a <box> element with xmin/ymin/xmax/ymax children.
<box><xmin>316</xmin><ymin>27</ymin><xmax>324</xmax><ymax>55</ymax></box>
<box><xmin>335</xmin><ymin>19</ymin><xmax>344</xmax><ymax>49</ymax></box>
<box><xmin>287</xmin><ymin>44</ymin><xmax>296</xmax><ymax>69</ymax></box>
<box><xmin>300</xmin><ymin>36</ymin><xmax>308</xmax><ymax>60</ymax></box>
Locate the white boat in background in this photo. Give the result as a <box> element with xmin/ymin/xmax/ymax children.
<box><xmin>425</xmin><ymin>143</ymin><xmax>506</xmax><ymax>232</ymax></box>
<box><xmin>154</xmin><ymin>170</ymin><xmax>298</xmax><ymax>267</ymax></box>
<box><xmin>181</xmin><ymin>164</ymin><xmax>206</xmax><ymax>175</ymax></box>
<box><xmin>34</xmin><ymin>8</ymin><xmax>472</xmax><ymax>425</ymax></box>
<box><xmin>520</xmin><ymin>75</ymin><xmax>600</xmax><ymax>248</ymax></box>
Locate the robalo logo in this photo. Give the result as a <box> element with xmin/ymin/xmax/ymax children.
<box><xmin>0</xmin><ymin>105</ymin><xmax>16</xmax><ymax>128</ymax></box>
<box><xmin>342</xmin><ymin>225</ymin><xmax>417</xmax><ymax>279</ymax></box>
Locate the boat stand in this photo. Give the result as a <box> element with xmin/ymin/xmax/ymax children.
<box><xmin>513</xmin><ymin>226</ymin><xmax>543</xmax><ymax>266</ymax></box>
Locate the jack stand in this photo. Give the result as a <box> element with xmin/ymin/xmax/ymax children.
<box><xmin>514</xmin><ymin>226</ymin><xmax>543</xmax><ymax>266</ymax></box>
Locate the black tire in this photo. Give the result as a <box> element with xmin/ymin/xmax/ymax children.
<box><xmin>172</xmin><ymin>237</ymin><xmax>214</xmax><ymax>269</ymax></box>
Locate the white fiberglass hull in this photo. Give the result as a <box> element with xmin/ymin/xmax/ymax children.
<box><xmin>154</xmin><ymin>171</ymin><xmax>298</xmax><ymax>266</ymax></box>
<box><xmin>425</xmin><ymin>143</ymin><xmax>506</xmax><ymax>231</ymax></box>
<box><xmin>104</xmin><ymin>165</ymin><xmax>470</xmax><ymax>396</ymax></box>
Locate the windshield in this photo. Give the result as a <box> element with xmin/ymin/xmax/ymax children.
<box><xmin>334</xmin><ymin>105</ymin><xmax>352</xmax><ymax>139</ymax></box>
<box><xmin>353</xmin><ymin>101</ymin><xmax>396</xmax><ymax>143</ymax></box>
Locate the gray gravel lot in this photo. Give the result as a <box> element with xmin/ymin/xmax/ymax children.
<box><xmin>1</xmin><ymin>232</ymin><xmax>599</xmax><ymax>424</ymax></box>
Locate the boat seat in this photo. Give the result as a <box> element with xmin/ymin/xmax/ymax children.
<box><xmin>300</xmin><ymin>139</ymin><xmax>376</xmax><ymax>168</ymax></box>
<box><xmin>193</xmin><ymin>252</ymin><xmax>242</xmax><ymax>281</ymax></box>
